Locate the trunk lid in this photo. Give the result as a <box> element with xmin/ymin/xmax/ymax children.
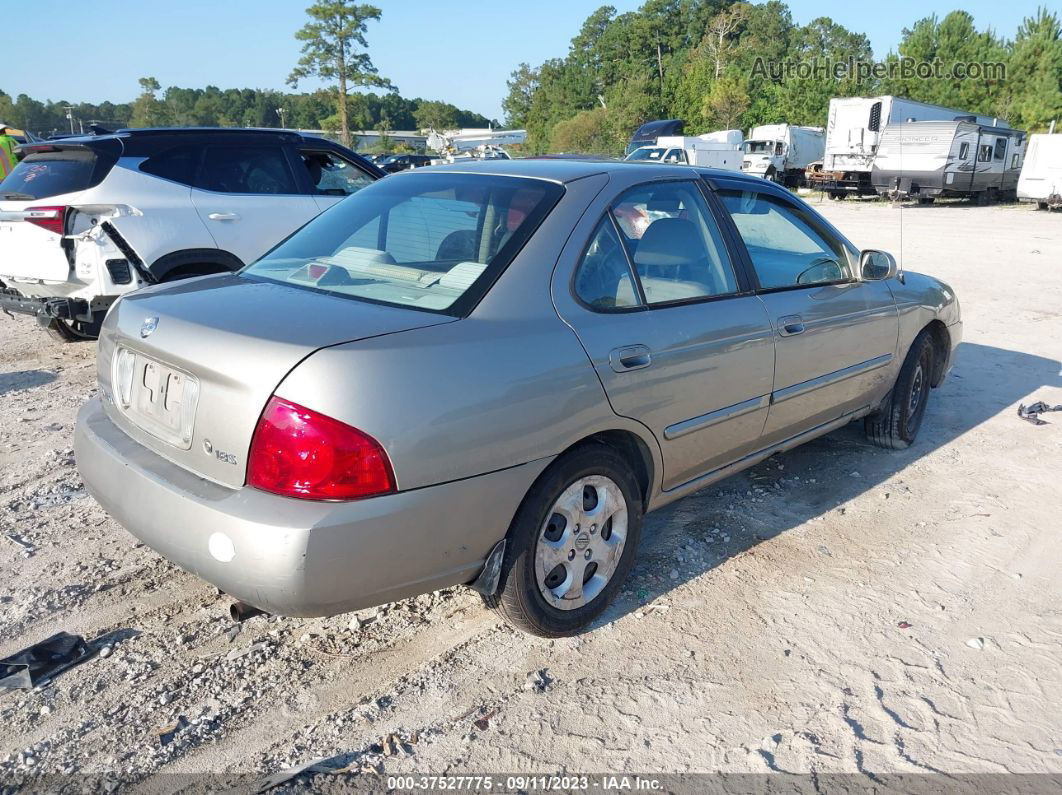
<box><xmin>97</xmin><ymin>274</ymin><xmax>456</xmax><ymax>488</ymax></box>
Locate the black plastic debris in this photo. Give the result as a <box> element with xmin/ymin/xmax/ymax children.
<box><xmin>1017</xmin><ymin>401</ymin><xmax>1062</xmax><ymax>425</ymax></box>
<box><xmin>0</xmin><ymin>632</ymin><xmax>90</xmax><ymax>689</ymax></box>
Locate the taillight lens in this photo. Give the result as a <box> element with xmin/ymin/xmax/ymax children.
<box><xmin>247</xmin><ymin>397</ymin><xmax>395</xmax><ymax>501</ymax></box>
<box><xmin>25</xmin><ymin>206</ymin><xmax>67</xmax><ymax>236</ymax></box>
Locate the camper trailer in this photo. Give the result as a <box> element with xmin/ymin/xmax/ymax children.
<box><xmin>1017</xmin><ymin>133</ymin><xmax>1062</xmax><ymax>210</ymax></box>
<box><xmin>807</xmin><ymin>96</ymin><xmax>1006</xmax><ymax>197</ymax></box>
<box><xmin>871</xmin><ymin>119</ymin><xmax>1025</xmax><ymax>203</ymax></box>
<box><xmin>741</xmin><ymin>124</ymin><xmax>825</xmax><ymax>186</ymax></box>
<box><xmin>625</xmin><ymin>130</ymin><xmax>743</xmax><ymax>171</ymax></box>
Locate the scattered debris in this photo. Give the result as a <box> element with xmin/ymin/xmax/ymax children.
<box><xmin>966</xmin><ymin>637</ymin><xmax>985</xmax><ymax>650</ymax></box>
<box><xmin>0</xmin><ymin>632</ymin><xmax>90</xmax><ymax>690</ymax></box>
<box><xmin>898</xmin><ymin>621</ymin><xmax>912</xmax><ymax>629</ymax></box>
<box><xmin>155</xmin><ymin>715</ymin><xmax>189</xmax><ymax>747</ymax></box>
<box><xmin>473</xmin><ymin>710</ymin><xmax>496</xmax><ymax>731</ymax></box>
<box><xmin>524</xmin><ymin>668</ymin><xmax>554</xmax><ymax>693</ymax></box>
<box><xmin>1017</xmin><ymin>400</ymin><xmax>1062</xmax><ymax>425</ymax></box>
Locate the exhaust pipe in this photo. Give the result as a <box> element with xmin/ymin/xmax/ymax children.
<box><xmin>229</xmin><ymin>601</ymin><xmax>268</xmax><ymax>623</ymax></box>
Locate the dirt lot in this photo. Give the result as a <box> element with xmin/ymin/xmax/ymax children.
<box><xmin>1</xmin><ymin>199</ymin><xmax>1061</xmax><ymax>784</ymax></box>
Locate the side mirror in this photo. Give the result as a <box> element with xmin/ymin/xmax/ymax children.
<box><xmin>860</xmin><ymin>249</ymin><xmax>899</xmax><ymax>281</ymax></box>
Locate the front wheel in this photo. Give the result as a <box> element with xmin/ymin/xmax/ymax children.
<box><xmin>865</xmin><ymin>331</ymin><xmax>935</xmax><ymax>449</ymax></box>
<box><xmin>486</xmin><ymin>444</ymin><xmax>643</xmax><ymax>637</ymax></box>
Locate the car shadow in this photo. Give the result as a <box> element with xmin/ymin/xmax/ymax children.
<box><xmin>599</xmin><ymin>341</ymin><xmax>1062</xmax><ymax>628</ymax></box>
<box><xmin>0</xmin><ymin>369</ymin><xmax>57</xmax><ymax>396</ymax></box>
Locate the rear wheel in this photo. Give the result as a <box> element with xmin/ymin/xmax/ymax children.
<box><xmin>486</xmin><ymin>444</ymin><xmax>643</xmax><ymax>637</ymax></box>
<box><xmin>1037</xmin><ymin>201</ymin><xmax>1048</xmax><ymax>211</ymax></box>
<box><xmin>828</xmin><ymin>191</ymin><xmax>847</xmax><ymax>201</ymax></box>
<box><xmin>865</xmin><ymin>331</ymin><xmax>935</xmax><ymax>449</ymax></box>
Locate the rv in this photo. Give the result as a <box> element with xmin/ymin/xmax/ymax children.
<box><xmin>625</xmin><ymin>119</ymin><xmax>685</xmax><ymax>156</ymax></box>
<box><xmin>1017</xmin><ymin>133</ymin><xmax>1062</xmax><ymax>210</ymax></box>
<box><xmin>741</xmin><ymin>124</ymin><xmax>825</xmax><ymax>186</ymax></box>
<box><xmin>871</xmin><ymin>119</ymin><xmax>1025</xmax><ymax>203</ymax></box>
<box><xmin>625</xmin><ymin>130</ymin><xmax>743</xmax><ymax>171</ymax></box>
<box><xmin>807</xmin><ymin>96</ymin><xmax>1007</xmax><ymax>197</ymax></box>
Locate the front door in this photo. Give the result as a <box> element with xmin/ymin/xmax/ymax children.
<box><xmin>190</xmin><ymin>143</ymin><xmax>318</xmax><ymax>265</ymax></box>
<box><xmin>716</xmin><ymin>185</ymin><xmax>899</xmax><ymax>445</ymax></box>
<box><xmin>554</xmin><ymin>179</ymin><xmax>776</xmax><ymax>490</ymax></box>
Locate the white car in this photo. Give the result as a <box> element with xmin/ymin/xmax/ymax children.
<box><xmin>0</xmin><ymin>128</ymin><xmax>381</xmax><ymax>340</ymax></box>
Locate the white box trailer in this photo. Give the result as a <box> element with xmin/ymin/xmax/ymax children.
<box><xmin>1017</xmin><ymin>133</ymin><xmax>1062</xmax><ymax>210</ymax></box>
<box><xmin>624</xmin><ymin>130</ymin><xmax>743</xmax><ymax>171</ymax></box>
<box><xmin>741</xmin><ymin>124</ymin><xmax>825</xmax><ymax>186</ymax></box>
<box><xmin>807</xmin><ymin>95</ymin><xmax>1007</xmax><ymax>197</ymax></box>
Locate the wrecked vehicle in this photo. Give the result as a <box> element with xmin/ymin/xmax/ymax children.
<box><xmin>0</xmin><ymin>128</ymin><xmax>381</xmax><ymax>340</ymax></box>
<box><xmin>75</xmin><ymin>160</ymin><xmax>961</xmax><ymax>637</ymax></box>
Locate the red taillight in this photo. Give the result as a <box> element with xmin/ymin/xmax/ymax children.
<box><xmin>25</xmin><ymin>206</ymin><xmax>67</xmax><ymax>236</ymax></box>
<box><xmin>247</xmin><ymin>397</ymin><xmax>395</xmax><ymax>501</ymax></box>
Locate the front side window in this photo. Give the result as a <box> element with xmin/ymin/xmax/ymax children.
<box><xmin>196</xmin><ymin>145</ymin><xmax>297</xmax><ymax>195</ymax></box>
<box><xmin>300</xmin><ymin>150</ymin><xmax>374</xmax><ymax>196</ymax></box>
<box><xmin>242</xmin><ymin>173</ymin><xmax>562</xmax><ymax>314</ymax></box>
<box><xmin>720</xmin><ymin>189</ymin><xmax>850</xmax><ymax>289</ymax></box>
<box><xmin>978</xmin><ymin>144</ymin><xmax>993</xmax><ymax>162</ymax></box>
<box><xmin>607</xmin><ymin>181</ymin><xmax>739</xmax><ymax>305</ymax></box>
<box><xmin>958</xmin><ymin>142</ymin><xmax>970</xmax><ymax>160</ymax></box>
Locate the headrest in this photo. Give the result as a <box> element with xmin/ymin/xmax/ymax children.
<box><xmin>633</xmin><ymin>218</ymin><xmax>702</xmax><ymax>269</ymax></box>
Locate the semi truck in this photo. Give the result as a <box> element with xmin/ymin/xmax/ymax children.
<box><xmin>740</xmin><ymin>124</ymin><xmax>825</xmax><ymax>186</ymax></box>
<box><xmin>806</xmin><ymin>96</ymin><xmax>1007</xmax><ymax>198</ymax></box>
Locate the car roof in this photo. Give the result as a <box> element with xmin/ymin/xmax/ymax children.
<box><xmin>406</xmin><ymin>157</ymin><xmax>767</xmax><ymax>187</ymax></box>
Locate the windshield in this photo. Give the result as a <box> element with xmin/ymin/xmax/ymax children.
<box><xmin>744</xmin><ymin>140</ymin><xmax>773</xmax><ymax>154</ymax></box>
<box><xmin>242</xmin><ymin>172</ymin><xmax>563</xmax><ymax>316</ymax></box>
<box><xmin>626</xmin><ymin>147</ymin><xmax>668</xmax><ymax>162</ymax></box>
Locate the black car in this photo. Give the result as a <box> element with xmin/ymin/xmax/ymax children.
<box><xmin>379</xmin><ymin>154</ymin><xmax>435</xmax><ymax>174</ymax></box>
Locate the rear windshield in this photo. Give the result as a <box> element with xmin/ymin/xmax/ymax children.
<box><xmin>0</xmin><ymin>150</ymin><xmax>104</xmax><ymax>200</ymax></box>
<box><xmin>242</xmin><ymin>172</ymin><xmax>563</xmax><ymax>316</ymax></box>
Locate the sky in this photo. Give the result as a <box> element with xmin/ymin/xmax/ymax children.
<box><xmin>3</xmin><ymin>0</ymin><xmax>1048</xmax><ymax>123</ymax></box>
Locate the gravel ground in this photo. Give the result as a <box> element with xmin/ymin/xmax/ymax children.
<box><xmin>1</xmin><ymin>199</ymin><xmax>1060</xmax><ymax>785</ymax></box>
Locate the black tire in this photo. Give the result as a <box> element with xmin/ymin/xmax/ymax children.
<box><xmin>917</xmin><ymin>196</ymin><xmax>935</xmax><ymax>205</ymax></box>
<box><xmin>865</xmin><ymin>331</ymin><xmax>935</xmax><ymax>449</ymax></box>
<box><xmin>486</xmin><ymin>444</ymin><xmax>643</xmax><ymax>637</ymax></box>
<box><xmin>1037</xmin><ymin>201</ymin><xmax>1048</xmax><ymax>211</ymax></box>
<box><xmin>829</xmin><ymin>191</ymin><xmax>847</xmax><ymax>201</ymax></box>
<box><xmin>42</xmin><ymin>316</ymin><xmax>103</xmax><ymax>343</ymax></box>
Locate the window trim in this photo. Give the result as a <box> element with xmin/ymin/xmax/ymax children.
<box><xmin>570</xmin><ymin>178</ymin><xmax>754</xmax><ymax>314</ymax></box>
<box><xmin>711</xmin><ymin>181</ymin><xmax>858</xmax><ymax>294</ymax></box>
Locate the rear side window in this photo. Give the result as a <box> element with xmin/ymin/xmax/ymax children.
<box><xmin>720</xmin><ymin>189</ymin><xmax>849</xmax><ymax>289</ymax></box>
<box><xmin>195</xmin><ymin>145</ymin><xmax>297</xmax><ymax>195</ymax></box>
<box><xmin>575</xmin><ymin>218</ymin><xmax>641</xmax><ymax>310</ymax></box>
<box><xmin>242</xmin><ymin>173</ymin><xmax>563</xmax><ymax>315</ymax></box>
<box><xmin>994</xmin><ymin>138</ymin><xmax>1006</xmax><ymax>161</ymax></box>
<box><xmin>140</xmin><ymin>146</ymin><xmax>200</xmax><ymax>186</ymax></box>
<box><xmin>1</xmin><ymin>151</ymin><xmax>100</xmax><ymax>199</ymax></box>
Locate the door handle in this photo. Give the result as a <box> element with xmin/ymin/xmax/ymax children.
<box><xmin>207</xmin><ymin>212</ymin><xmax>240</xmax><ymax>221</ymax></box>
<box><xmin>778</xmin><ymin>315</ymin><xmax>805</xmax><ymax>336</ymax></box>
<box><xmin>609</xmin><ymin>345</ymin><xmax>652</xmax><ymax>372</ymax></box>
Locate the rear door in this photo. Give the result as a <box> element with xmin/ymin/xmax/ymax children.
<box><xmin>189</xmin><ymin>142</ymin><xmax>318</xmax><ymax>265</ymax></box>
<box><xmin>716</xmin><ymin>183</ymin><xmax>898</xmax><ymax>445</ymax></box>
<box><xmin>553</xmin><ymin>178</ymin><xmax>776</xmax><ymax>490</ymax></box>
<box><xmin>0</xmin><ymin>144</ymin><xmax>116</xmax><ymax>281</ymax></box>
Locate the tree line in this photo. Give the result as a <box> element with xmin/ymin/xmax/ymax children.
<box><xmin>503</xmin><ymin>1</ymin><xmax>1062</xmax><ymax>155</ymax></box>
<box><xmin>0</xmin><ymin>82</ymin><xmax>496</xmax><ymax>144</ymax></box>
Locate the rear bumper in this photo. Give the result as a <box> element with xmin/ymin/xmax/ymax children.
<box><xmin>0</xmin><ymin>287</ymin><xmax>89</xmax><ymax>321</ymax></box>
<box><xmin>75</xmin><ymin>396</ymin><xmax>550</xmax><ymax>617</ymax></box>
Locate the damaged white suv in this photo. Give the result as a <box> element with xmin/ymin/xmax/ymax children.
<box><xmin>0</xmin><ymin>128</ymin><xmax>381</xmax><ymax>340</ymax></box>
